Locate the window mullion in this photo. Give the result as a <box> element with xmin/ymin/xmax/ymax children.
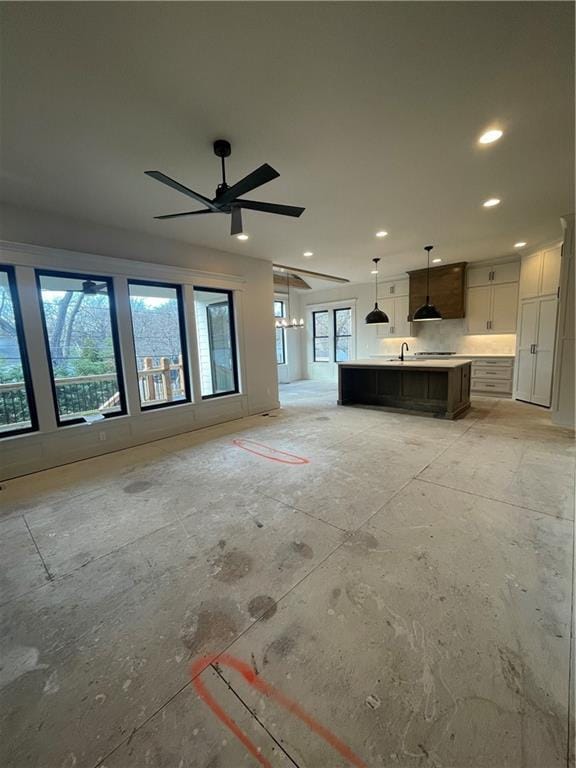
<box><xmin>184</xmin><ymin>285</ymin><xmax>203</xmax><ymax>403</ymax></box>
<box><xmin>113</xmin><ymin>277</ymin><xmax>141</xmax><ymax>415</ymax></box>
<box><xmin>14</xmin><ymin>266</ymin><xmax>57</xmax><ymax>432</ymax></box>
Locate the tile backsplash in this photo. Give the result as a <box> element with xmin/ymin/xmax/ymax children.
<box><xmin>375</xmin><ymin>319</ymin><xmax>516</xmax><ymax>355</ymax></box>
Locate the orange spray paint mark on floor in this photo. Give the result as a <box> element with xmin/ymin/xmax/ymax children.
<box><xmin>190</xmin><ymin>653</ymin><xmax>367</xmax><ymax>768</ymax></box>
<box><xmin>232</xmin><ymin>439</ymin><xmax>309</xmax><ymax>465</ymax></box>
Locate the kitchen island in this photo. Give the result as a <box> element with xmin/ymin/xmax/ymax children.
<box><xmin>338</xmin><ymin>358</ymin><xmax>472</xmax><ymax>419</ymax></box>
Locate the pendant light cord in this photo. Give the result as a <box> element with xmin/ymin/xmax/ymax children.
<box><xmin>424</xmin><ymin>245</ymin><xmax>433</xmax><ymax>302</ymax></box>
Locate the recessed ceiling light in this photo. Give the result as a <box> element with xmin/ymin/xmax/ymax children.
<box><xmin>375</xmin><ymin>231</ymin><xmax>388</xmax><ymax>238</ymax></box>
<box><xmin>236</xmin><ymin>233</ymin><xmax>249</xmax><ymax>240</ymax></box>
<box><xmin>514</xmin><ymin>241</ymin><xmax>527</xmax><ymax>248</ymax></box>
<box><xmin>479</xmin><ymin>129</ymin><xmax>503</xmax><ymax>145</ymax></box>
<box><xmin>432</xmin><ymin>258</ymin><xmax>442</xmax><ymax>263</ymax></box>
<box><xmin>303</xmin><ymin>251</ymin><xmax>314</xmax><ymax>257</ymax></box>
<box><xmin>483</xmin><ymin>198</ymin><xmax>501</xmax><ymax>208</ymax></box>
<box><xmin>371</xmin><ymin>269</ymin><xmax>379</xmax><ymax>275</ymax></box>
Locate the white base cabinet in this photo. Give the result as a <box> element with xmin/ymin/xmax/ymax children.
<box><xmin>514</xmin><ymin>296</ymin><xmax>558</xmax><ymax>407</ymax></box>
<box><xmin>470</xmin><ymin>357</ymin><xmax>515</xmax><ymax>397</ymax></box>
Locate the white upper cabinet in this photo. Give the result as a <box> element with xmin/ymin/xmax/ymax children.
<box><xmin>378</xmin><ymin>278</ymin><xmax>409</xmax><ymax>298</ymax></box>
<box><xmin>467</xmin><ymin>265</ymin><xmax>493</xmax><ymax>287</ymax></box>
<box><xmin>467</xmin><ymin>261</ymin><xmax>519</xmax><ymax>287</ymax></box>
<box><xmin>519</xmin><ymin>244</ymin><xmax>561</xmax><ymax>299</ymax></box>
<box><xmin>540</xmin><ymin>246</ymin><xmax>562</xmax><ymax>296</ymax></box>
<box><xmin>465</xmin><ymin>262</ymin><xmax>519</xmax><ymax>334</ymax></box>
<box><xmin>492</xmin><ymin>261</ymin><xmax>520</xmax><ymax>284</ymax></box>
<box><xmin>376</xmin><ymin>295</ymin><xmax>411</xmax><ymax>338</ymax></box>
<box><xmin>519</xmin><ymin>252</ymin><xmax>541</xmax><ymax>297</ymax></box>
<box><xmin>491</xmin><ymin>282</ymin><xmax>518</xmax><ymax>332</ymax></box>
<box><xmin>466</xmin><ymin>285</ymin><xmax>492</xmax><ymax>333</ymax></box>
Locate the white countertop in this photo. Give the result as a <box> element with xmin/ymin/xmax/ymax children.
<box><xmin>371</xmin><ymin>353</ymin><xmax>515</xmax><ymax>360</ymax></box>
<box><xmin>339</xmin><ymin>358</ymin><xmax>472</xmax><ymax>369</ymax></box>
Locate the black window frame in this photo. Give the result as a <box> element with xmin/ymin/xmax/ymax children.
<box><xmin>195</xmin><ymin>286</ymin><xmax>239</xmax><ymax>400</ymax></box>
<box><xmin>274</xmin><ymin>300</ymin><xmax>286</xmax><ymax>366</ymax></box>
<box><xmin>0</xmin><ymin>265</ymin><xmax>38</xmax><ymax>438</ymax></box>
<box><xmin>36</xmin><ymin>269</ymin><xmax>127</xmax><ymax>427</ymax></box>
<box><xmin>128</xmin><ymin>279</ymin><xmax>192</xmax><ymax>411</ymax></box>
<box><xmin>312</xmin><ymin>310</ymin><xmax>330</xmax><ymax>362</ymax></box>
<box><xmin>334</xmin><ymin>307</ymin><xmax>352</xmax><ymax>362</ymax></box>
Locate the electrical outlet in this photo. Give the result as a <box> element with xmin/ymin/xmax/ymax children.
<box><xmin>99</xmin><ymin>431</ymin><xmax>106</xmax><ymax>442</ymax></box>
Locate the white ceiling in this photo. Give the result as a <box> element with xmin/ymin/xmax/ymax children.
<box><xmin>1</xmin><ymin>2</ymin><xmax>573</xmax><ymax>282</ymax></box>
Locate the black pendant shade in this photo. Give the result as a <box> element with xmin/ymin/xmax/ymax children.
<box><xmin>413</xmin><ymin>245</ymin><xmax>442</xmax><ymax>322</ymax></box>
<box><xmin>366</xmin><ymin>303</ymin><xmax>390</xmax><ymax>324</ymax></box>
<box><xmin>365</xmin><ymin>257</ymin><xmax>389</xmax><ymax>324</ymax></box>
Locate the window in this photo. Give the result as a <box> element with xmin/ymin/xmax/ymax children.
<box><xmin>274</xmin><ymin>300</ymin><xmax>286</xmax><ymax>365</ymax></box>
<box><xmin>0</xmin><ymin>266</ymin><xmax>37</xmax><ymax>436</ymax></box>
<box><xmin>194</xmin><ymin>288</ymin><xmax>238</xmax><ymax>398</ymax></box>
<box><xmin>334</xmin><ymin>307</ymin><xmax>352</xmax><ymax>361</ymax></box>
<box><xmin>313</xmin><ymin>311</ymin><xmax>330</xmax><ymax>362</ymax></box>
<box><xmin>37</xmin><ymin>271</ymin><xmax>126</xmax><ymax>424</ymax></box>
<box><xmin>128</xmin><ymin>281</ymin><xmax>190</xmax><ymax>409</ymax></box>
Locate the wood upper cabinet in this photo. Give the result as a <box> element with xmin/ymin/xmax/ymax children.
<box><xmin>408</xmin><ymin>262</ymin><xmax>466</xmax><ymax>320</ymax></box>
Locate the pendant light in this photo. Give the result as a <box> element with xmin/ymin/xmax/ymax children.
<box><xmin>276</xmin><ymin>269</ymin><xmax>304</xmax><ymax>329</ymax></box>
<box><xmin>365</xmin><ymin>257</ymin><xmax>389</xmax><ymax>324</ymax></box>
<box><xmin>413</xmin><ymin>245</ymin><xmax>442</xmax><ymax>321</ymax></box>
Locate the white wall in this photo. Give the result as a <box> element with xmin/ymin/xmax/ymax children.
<box><xmin>298</xmin><ymin>279</ymin><xmax>517</xmax><ymax>381</ymax></box>
<box><xmin>0</xmin><ymin>202</ymin><xmax>279</xmax><ymax>479</ymax></box>
<box><xmin>552</xmin><ymin>215</ymin><xmax>575</xmax><ymax>429</ymax></box>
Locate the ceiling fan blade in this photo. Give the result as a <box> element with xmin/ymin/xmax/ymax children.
<box><xmin>230</xmin><ymin>206</ymin><xmax>243</xmax><ymax>236</ymax></box>
<box><xmin>237</xmin><ymin>199</ymin><xmax>305</xmax><ymax>217</ymax></box>
<box><xmin>217</xmin><ymin>163</ymin><xmax>280</xmax><ymax>206</ymax></box>
<box><xmin>154</xmin><ymin>210</ymin><xmax>218</xmax><ymax>220</ymax></box>
<box><xmin>145</xmin><ymin>171</ymin><xmax>220</xmax><ymax>211</ymax></box>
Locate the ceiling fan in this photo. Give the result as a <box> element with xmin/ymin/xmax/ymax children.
<box><xmin>81</xmin><ymin>280</ymin><xmax>107</xmax><ymax>294</ymax></box>
<box><xmin>145</xmin><ymin>140</ymin><xmax>305</xmax><ymax>236</ymax></box>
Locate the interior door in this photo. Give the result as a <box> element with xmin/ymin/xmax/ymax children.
<box><xmin>514</xmin><ymin>299</ymin><xmax>538</xmax><ymax>402</ymax></box>
<box><xmin>531</xmin><ymin>297</ymin><xmax>558</xmax><ymax>406</ymax></box>
<box><xmin>491</xmin><ymin>282</ymin><xmax>518</xmax><ymax>332</ymax></box>
<box><xmin>466</xmin><ymin>286</ymin><xmax>491</xmax><ymax>333</ymax></box>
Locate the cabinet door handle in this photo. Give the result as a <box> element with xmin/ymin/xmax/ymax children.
<box><xmin>486</xmin><ymin>320</ymin><xmax>489</xmax><ymax>330</ymax></box>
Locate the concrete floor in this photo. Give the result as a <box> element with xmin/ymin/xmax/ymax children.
<box><xmin>0</xmin><ymin>381</ymin><xmax>574</xmax><ymax>768</ymax></box>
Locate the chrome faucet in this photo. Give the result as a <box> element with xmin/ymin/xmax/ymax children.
<box><xmin>400</xmin><ymin>342</ymin><xmax>409</xmax><ymax>361</ymax></box>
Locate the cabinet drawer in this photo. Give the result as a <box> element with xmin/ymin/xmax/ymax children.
<box><xmin>471</xmin><ymin>365</ymin><xmax>513</xmax><ymax>379</ymax></box>
<box><xmin>472</xmin><ymin>358</ymin><xmax>514</xmax><ymax>366</ymax></box>
<box><xmin>471</xmin><ymin>379</ymin><xmax>513</xmax><ymax>394</ymax></box>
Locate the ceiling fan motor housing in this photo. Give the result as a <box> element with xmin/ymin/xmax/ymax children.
<box><xmin>213</xmin><ymin>139</ymin><xmax>231</xmax><ymax>158</ymax></box>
